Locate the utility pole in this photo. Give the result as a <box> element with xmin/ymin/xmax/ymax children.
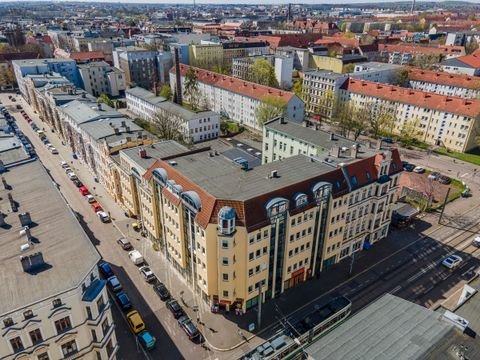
<box><xmin>438</xmin><ymin>187</ymin><xmax>451</xmax><ymax>224</ymax></box>
<box><xmin>257</xmin><ymin>286</ymin><xmax>262</xmax><ymax>329</ymax></box>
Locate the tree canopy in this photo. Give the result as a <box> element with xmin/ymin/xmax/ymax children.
<box><xmin>256</xmin><ymin>95</ymin><xmax>287</xmax><ymax>127</ymax></box>
<box><xmin>159</xmin><ymin>84</ymin><xmax>172</xmax><ymax>100</ymax></box>
<box><xmin>249</xmin><ymin>58</ymin><xmax>279</xmax><ymax>88</ymax></box>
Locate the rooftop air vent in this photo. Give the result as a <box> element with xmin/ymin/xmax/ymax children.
<box><xmin>20</xmin><ymin>252</ymin><xmax>46</xmax><ymax>273</ymax></box>
<box><xmin>168</xmin><ymin>160</ymin><xmax>178</xmax><ymax>166</ymax></box>
<box><xmin>19</xmin><ymin>212</ymin><xmax>32</xmax><ymax>227</ymax></box>
<box><xmin>270</xmin><ymin>170</ymin><xmax>278</xmax><ymax>179</ymax></box>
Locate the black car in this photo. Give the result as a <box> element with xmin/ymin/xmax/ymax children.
<box><xmin>153</xmin><ymin>281</ymin><xmax>170</xmax><ymax>301</ymax></box>
<box><xmin>438</xmin><ymin>175</ymin><xmax>451</xmax><ymax>185</ymax></box>
<box><xmin>178</xmin><ymin>315</ymin><xmax>200</xmax><ymax>340</ymax></box>
<box><xmin>403</xmin><ymin>163</ymin><xmax>415</xmax><ymax>172</ymax></box>
<box><xmin>73</xmin><ymin>179</ymin><xmax>84</xmax><ymax>188</ymax></box>
<box><xmin>166</xmin><ymin>299</ymin><xmax>184</xmax><ymax>319</ymax></box>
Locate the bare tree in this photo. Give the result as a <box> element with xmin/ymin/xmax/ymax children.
<box><xmin>153</xmin><ymin>111</ymin><xmax>184</xmax><ymax>141</ymax></box>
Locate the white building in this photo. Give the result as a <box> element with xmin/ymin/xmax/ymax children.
<box><xmin>341</xmin><ymin>78</ymin><xmax>480</xmax><ymax>153</ymax></box>
<box><xmin>407</xmin><ymin>67</ymin><xmax>480</xmax><ymax>99</ymax></box>
<box><xmin>170</xmin><ymin>64</ymin><xmax>305</xmax><ymax>131</ymax></box>
<box><xmin>275</xmin><ymin>56</ymin><xmax>294</xmax><ymax>89</ymax></box>
<box><xmin>78</xmin><ymin>61</ymin><xmax>126</xmax><ymax>97</ymax></box>
<box><xmin>351</xmin><ymin>62</ymin><xmax>403</xmax><ymax>84</ymax></box>
<box><xmin>441</xmin><ymin>53</ymin><xmax>480</xmax><ymax>76</ymax></box>
<box><xmin>0</xmin><ymin>159</ymin><xmax>118</xmax><ymax>360</ymax></box>
<box><xmin>126</xmin><ymin>87</ymin><xmax>220</xmax><ymax>143</ymax></box>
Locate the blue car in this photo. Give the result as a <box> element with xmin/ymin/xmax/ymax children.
<box><xmin>138</xmin><ymin>330</ymin><xmax>156</xmax><ymax>350</ymax></box>
<box><xmin>98</xmin><ymin>262</ymin><xmax>114</xmax><ymax>278</ymax></box>
<box><xmin>107</xmin><ymin>276</ymin><xmax>122</xmax><ymax>293</ymax></box>
<box><xmin>115</xmin><ymin>291</ymin><xmax>132</xmax><ymax>311</ymax></box>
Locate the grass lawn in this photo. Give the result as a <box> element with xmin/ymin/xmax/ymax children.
<box><xmin>434</xmin><ymin>147</ymin><xmax>480</xmax><ymax>166</ymax></box>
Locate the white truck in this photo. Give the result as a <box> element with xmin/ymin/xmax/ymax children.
<box><xmin>128</xmin><ymin>250</ymin><xmax>144</xmax><ymax>265</ymax></box>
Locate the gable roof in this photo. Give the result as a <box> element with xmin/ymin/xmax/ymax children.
<box><xmin>451</xmin><ymin>53</ymin><xmax>480</xmax><ymax>69</ymax></box>
<box><xmin>344</xmin><ymin>78</ymin><xmax>480</xmax><ymax>117</ymax></box>
<box><xmin>407</xmin><ymin>67</ymin><xmax>480</xmax><ymax>90</ymax></box>
<box><xmin>172</xmin><ymin>64</ymin><xmax>296</xmax><ymax>103</ymax></box>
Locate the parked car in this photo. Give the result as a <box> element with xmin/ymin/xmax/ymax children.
<box><xmin>115</xmin><ymin>291</ymin><xmax>132</xmax><ymax>311</ymax></box>
<box><xmin>441</xmin><ymin>255</ymin><xmax>463</xmax><ymax>270</ymax></box>
<box><xmin>166</xmin><ymin>299</ymin><xmax>184</xmax><ymax>319</ymax></box>
<box><xmin>413</xmin><ymin>166</ymin><xmax>425</xmax><ymax>174</ymax></box>
<box><xmin>60</xmin><ymin>160</ymin><xmax>68</xmax><ymax>168</ymax></box>
<box><xmin>85</xmin><ymin>194</ymin><xmax>96</xmax><ymax>203</ymax></box>
<box><xmin>79</xmin><ymin>186</ymin><xmax>90</xmax><ymax>196</ymax></box>
<box><xmin>128</xmin><ymin>250</ymin><xmax>144</xmax><ymax>265</ymax></box>
<box><xmin>403</xmin><ymin>163</ymin><xmax>415</xmax><ymax>172</ymax></box>
<box><xmin>117</xmin><ymin>237</ymin><xmax>133</xmax><ymax>250</ymax></box>
<box><xmin>137</xmin><ymin>330</ymin><xmax>156</xmax><ymax>350</ymax></box>
<box><xmin>107</xmin><ymin>276</ymin><xmax>123</xmax><ymax>292</ymax></box>
<box><xmin>67</xmin><ymin>171</ymin><xmax>78</xmax><ymax>180</ymax></box>
<box><xmin>73</xmin><ymin>179</ymin><xmax>83</xmax><ymax>188</ymax></box>
<box><xmin>428</xmin><ymin>172</ymin><xmax>441</xmax><ymax>181</ymax></box>
<box><xmin>438</xmin><ymin>175</ymin><xmax>451</xmax><ymax>185</ymax></box>
<box><xmin>98</xmin><ymin>262</ymin><xmax>114</xmax><ymax>278</ymax></box>
<box><xmin>178</xmin><ymin>316</ymin><xmax>200</xmax><ymax>340</ymax></box>
<box><xmin>126</xmin><ymin>310</ymin><xmax>146</xmax><ymax>334</ymax></box>
<box><xmin>382</xmin><ymin>137</ymin><xmax>393</xmax><ymax>144</ymax></box>
<box><xmin>50</xmin><ymin>147</ymin><xmax>58</xmax><ymax>154</ymax></box>
<box><xmin>153</xmin><ymin>281</ymin><xmax>170</xmax><ymax>301</ymax></box>
<box><xmin>97</xmin><ymin>211</ymin><xmax>110</xmax><ymax>223</ymax></box>
<box><xmin>472</xmin><ymin>236</ymin><xmax>480</xmax><ymax>247</ymax></box>
<box><xmin>64</xmin><ymin>166</ymin><xmax>72</xmax><ymax>173</ymax></box>
<box><xmin>91</xmin><ymin>202</ymin><xmax>103</xmax><ymax>213</ymax></box>
<box><xmin>139</xmin><ymin>266</ymin><xmax>156</xmax><ymax>282</ymax></box>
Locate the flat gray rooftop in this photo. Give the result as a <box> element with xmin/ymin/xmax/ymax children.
<box><xmin>305</xmin><ymin>294</ymin><xmax>455</xmax><ymax>360</ymax></box>
<box><xmin>120</xmin><ymin>141</ymin><xmax>189</xmax><ymax>173</ymax></box>
<box><xmin>0</xmin><ymin>135</ymin><xmax>31</xmax><ymax>166</ymax></box>
<box><xmin>0</xmin><ymin>160</ymin><xmax>100</xmax><ymax>315</ymax></box>
<box><xmin>170</xmin><ymin>151</ymin><xmax>336</xmax><ymax>201</ymax></box>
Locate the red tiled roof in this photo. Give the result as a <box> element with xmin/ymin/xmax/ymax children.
<box><xmin>455</xmin><ymin>53</ymin><xmax>480</xmax><ymax>69</ymax></box>
<box><xmin>70</xmin><ymin>51</ymin><xmax>105</xmax><ymax>61</ymax></box>
<box><xmin>315</xmin><ymin>36</ymin><xmax>359</xmax><ymax>47</ymax></box>
<box><xmin>247</xmin><ymin>34</ymin><xmax>323</xmax><ymax>49</ymax></box>
<box><xmin>344</xmin><ymin>78</ymin><xmax>480</xmax><ymax>117</ymax></box>
<box><xmin>407</xmin><ymin>67</ymin><xmax>480</xmax><ymax>90</ymax></box>
<box><xmin>172</xmin><ymin>64</ymin><xmax>296</xmax><ymax>102</ymax></box>
<box><xmin>0</xmin><ymin>52</ymin><xmax>38</xmax><ymax>62</ymax></box>
<box><xmin>378</xmin><ymin>44</ymin><xmax>465</xmax><ymax>56</ymax></box>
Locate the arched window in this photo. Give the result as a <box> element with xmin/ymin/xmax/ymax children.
<box><xmin>152</xmin><ymin>168</ymin><xmax>168</xmax><ymax>184</ymax></box>
<box><xmin>218</xmin><ymin>207</ymin><xmax>236</xmax><ymax>235</ymax></box>
<box><xmin>312</xmin><ymin>182</ymin><xmax>332</xmax><ymax>201</ymax></box>
<box><xmin>294</xmin><ymin>193</ymin><xmax>308</xmax><ymax>208</ymax></box>
<box><xmin>182</xmin><ymin>191</ymin><xmax>202</xmax><ymax>212</ymax></box>
<box><xmin>265</xmin><ymin>197</ymin><xmax>289</xmax><ymax>217</ymax></box>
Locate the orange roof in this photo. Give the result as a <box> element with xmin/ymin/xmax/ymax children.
<box><xmin>173</xmin><ymin>64</ymin><xmax>296</xmax><ymax>102</ymax></box>
<box><xmin>70</xmin><ymin>51</ymin><xmax>105</xmax><ymax>61</ymax></box>
<box><xmin>247</xmin><ymin>34</ymin><xmax>323</xmax><ymax>49</ymax></box>
<box><xmin>407</xmin><ymin>67</ymin><xmax>480</xmax><ymax>90</ymax></box>
<box><xmin>378</xmin><ymin>44</ymin><xmax>465</xmax><ymax>56</ymax></box>
<box><xmin>344</xmin><ymin>78</ymin><xmax>480</xmax><ymax>117</ymax></box>
<box><xmin>314</xmin><ymin>36</ymin><xmax>359</xmax><ymax>47</ymax></box>
<box><xmin>455</xmin><ymin>53</ymin><xmax>480</xmax><ymax>69</ymax></box>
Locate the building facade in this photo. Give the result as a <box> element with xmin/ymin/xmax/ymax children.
<box><xmin>115</xmin><ymin>143</ymin><xmax>401</xmax><ymax>312</ymax></box>
<box><xmin>78</xmin><ymin>61</ymin><xmax>126</xmax><ymax>97</ymax></box>
<box><xmin>232</xmin><ymin>55</ymin><xmax>274</xmax><ymax>80</ymax></box>
<box><xmin>113</xmin><ymin>47</ymin><xmax>161</xmax><ymax>89</ymax></box>
<box><xmin>170</xmin><ymin>64</ymin><xmax>304</xmax><ymax>131</ymax></box>
<box><xmin>341</xmin><ymin>78</ymin><xmax>480</xmax><ymax>153</ymax></box>
<box><xmin>126</xmin><ymin>87</ymin><xmax>220</xmax><ymax>143</ymax></box>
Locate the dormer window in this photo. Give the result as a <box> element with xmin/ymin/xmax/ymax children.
<box><xmin>294</xmin><ymin>193</ymin><xmax>308</xmax><ymax>208</ymax></box>
<box><xmin>218</xmin><ymin>207</ymin><xmax>236</xmax><ymax>235</ymax></box>
<box><xmin>351</xmin><ymin>176</ymin><xmax>358</xmax><ymax>187</ymax></box>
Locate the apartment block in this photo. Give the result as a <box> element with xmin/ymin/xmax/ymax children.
<box><xmin>170</xmin><ymin>64</ymin><xmax>304</xmax><ymax>131</ymax></box>
<box><xmin>407</xmin><ymin>67</ymin><xmax>480</xmax><ymax>99</ymax></box>
<box><xmin>189</xmin><ymin>44</ymin><xmax>224</xmax><ymax>69</ymax></box>
<box><xmin>441</xmin><ymin>52</ymin><xmax>480</xmax><ymax>76</ymax></box>
<box><xmin>78</xmin><ymin>61</ymin><xmax>126</xmax><ymax>97</ymax></box>
<box><xmin>12</xmin><ymin>58</ymin><xmax>81</xmax><ymax>99</ymax></box>
<box><xmin>126</xmin><ymin>87</ymin><xmax>220</xmax><ymax>143</ymax></box>
<box><xmin>302</xmin><ymin>70</ymin><xmax>349</xmax><ymax>119</ymax></box>
<box><xmin>117</xmin><ymin>143</ymin><xmax>401</xmax><ymax>312</ymax></box>
<box><xmin>351</xmin><ymin>62</ymin><xmax>404</xmax><ymax>84</ymax></box>
<box><xmin>222</xmin><ymin>41</ymin><xmax>269</xmax><ymax>69</ymax></box>
<box><xmin>275</xmin><ymin>46</ymin><xmax>311</xmax><ymax>71</ymax></box>
<box><xmin>341</xmin><ymin>78</ymin><xmax>480</xmax><ymax>153</ymax></box>
<box><xmin>232</xmin><ymin>55</ymin><xmax>274</xmax><ymax>80</ymax></box>
<box><xmin>0</xmin><ymin>158</ymin><xmax>117</xmax><ymax>360</ymax></box>
<box><xmin>378</xmin><ymin>44</ymin><xmax>465</xmax><ymax>65</ymax></box>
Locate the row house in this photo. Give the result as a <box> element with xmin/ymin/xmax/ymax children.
<box><xmin>170</xmin><ymin>64</ymin><xmax>304</xmax><ymax>131</ymax></box>
<box><xmin>341</xmin><ymin>78</ymin><xmax>480</xmax><ymax>153</ymax></box>
<box><xmin>114</xmin><ymin>142</ymin><xmax>402</xmax><ymax>313</ymax></box>
<box><xmin>377</xmin><ymin>44</ymin><xmax>465</xmax><ymax>65</ymax></box>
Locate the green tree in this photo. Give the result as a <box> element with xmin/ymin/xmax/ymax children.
<box><xmin>97</xmin><ymin>93</ymin><xmax>114</xmax><ymax>108</ymax></box>
<box><xmin>292</xmin><ymin>80</ymin><xmax>303</xmax><ymax>98</ymax></box>
<box><xmin>184</xmin><ymin>67</ymin><xmax>200</xmax><ymax>111</ymax></box>
<box><xmin>343</xmin><ymin>63</ymin><xmax>355</xmax><ymax>74</ymax></box>
<box><xmin>256</xmin><ymin>95</ymin><xmax>287</xmax><ymax>127</ymax></box>
<box><xmin>211</xmin><ymin>64</ymin><xmax>230</xmax><ymax>75</ymax></box>
<box><xmin>400</xmin><ymin>118</ymin><xmax>421</xmax><ymax>146</ymax></box>
<box><xmin>390</xmin><ymin>68</ymin><xmax>409</xmax><ymax>87</ymax></box>
<box><xmin>249</xmin><ymin>58</ymin><xmax>279</xmax><ymax>88</ymax></box>
<box><xmin>331</xmin><ymin>100</ymin><xmax>356</xmax><ymax>137</ymax></box>
<box><xmin>159</xmin><ymin>84</ymin><xmax>172</xmax><ymax>100</ymax></box>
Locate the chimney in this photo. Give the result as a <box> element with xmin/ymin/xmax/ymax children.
<box><xmin>174</xmin><ymin>47</ymin><xmax>183</xmax><ymax>105</ymax></box>
<box><xmin>114</xmin><ymin>127</ymin><xmax>120</xmax><ymax>134</ymax></box>
<box><xmin>139</xmin><ymin>148</ymin><xmax>147</xmax><ymax>158</ymax></box>
<box><xmin>121</xmin><ymin>120</ymin><xmax>126</xmax><ymax>127</ymax></box>
<box><xmin>0</xmin><ymin>212</ymin><xmax>5</xmax><ymax>227</ymax></box>
<box><xmin>19</xmin><ymin>212</ymin><xmax>32</xmax><ymax>227</ymax></box>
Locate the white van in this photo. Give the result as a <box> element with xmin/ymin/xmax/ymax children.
<box><xmin>128</xmin><ymin>250</ymin><xmax>144</xmax><ymax>265</ymax></box>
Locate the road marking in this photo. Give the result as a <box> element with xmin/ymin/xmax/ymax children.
<box><xmin>391</xmin><ymin>285</ymin><xmax>402</xmax><ymax>293</ymax></box>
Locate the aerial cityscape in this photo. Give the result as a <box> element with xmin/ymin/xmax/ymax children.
<box><xmin>1</xmin><ymin>1</ymin><xmax>480</xmax><ymax>359</ymax></box>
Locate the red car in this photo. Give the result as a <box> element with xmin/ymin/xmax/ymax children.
<box><xmin>91</xmin><ymin>202</ymin><xmax>103</xmax><ymax>213</ymax></box>
<box><xmin>79</xmin><ymin>186</ymin><xmax>90</xmax><ymax>196</ymax></box>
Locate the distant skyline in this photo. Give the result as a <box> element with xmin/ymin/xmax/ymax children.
<box><xmin>0</xmin><ymin>0</ymin><xmax>475</xmax><ymax>4</ymax></box>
